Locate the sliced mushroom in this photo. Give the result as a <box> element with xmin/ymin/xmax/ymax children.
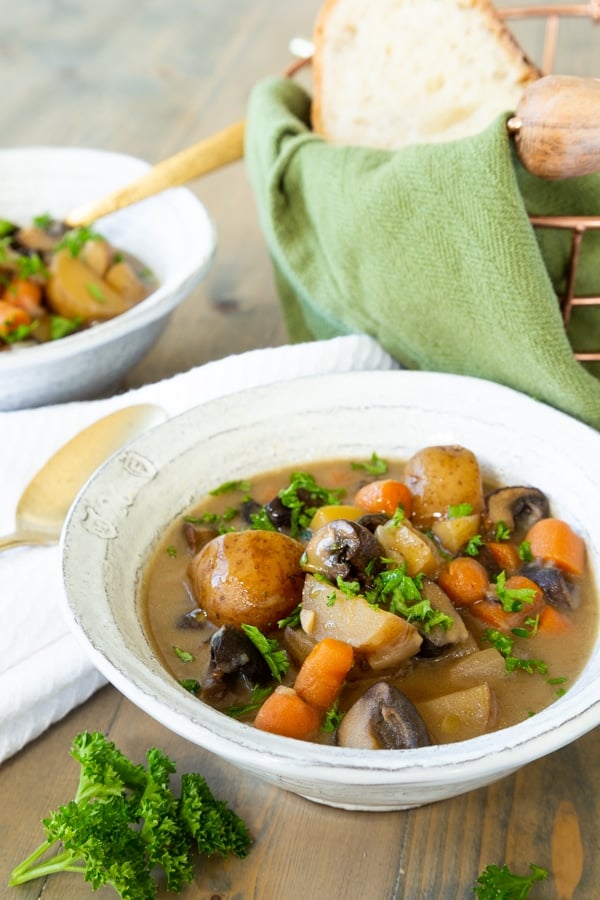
<box><xmin>484</xmin><ymin>486</ymin><xmax>549</xmax><ymax>536</ymax></box>
<box><xmin>418</xmin><ymin>579</ymin><xmax>469</xmax><ymax>655</ymax></box>
<box><xmin>301</xmin><ymin>519</ymin><xmax>383</xmax><ymax>581</ymax></box>
<box><xmin>202</xmin><ymin>625</ymin><xmax>271</xmax><ymax>700</ymax></box>
<box><xmin>519</xmin><ymin>562</ymin><xmax>580</xmax><ymax>610</ymax></box>
<box><xmin>337</xmin><ymin>682</ymin><xmax>431</xmax><ymax>749</ymax></box>
<box><xmin>183</xmin><ymin>520</ymin><xmax>218</xmax><ymax>554</ymax></box>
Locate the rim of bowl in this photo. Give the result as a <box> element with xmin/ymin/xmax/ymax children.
<box><xmin>0</xmin><ymin>146</ymin><xmax>217</xmax><ymax>369</ymax></box>
<box><xmin>61</xmin><ymin>370</ymin><xmax>600</xmax><ymax>784</ymax></box>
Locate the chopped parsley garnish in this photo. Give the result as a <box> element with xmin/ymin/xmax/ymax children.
<box><xmin>495</xmin><ymin>520</ymin><xmax>512</xmax><ymax>541</ymax></box>
<box><xmin>278</xmin><ymin>604</ymin><xmax>302</xmax><ymax>629</ymax></box>
<box><xmin>390</xmin><ymin>505</ymin><xmax>406</xmax><ymax>526</ymax></box>
<box><xmin>16</xmin><ymin>252</ymin><xmax>48</xmax><ymax>280</ymax></box>
<box><xmin>50</xmin><ymin>315</ymin><xmax>82</xmax><ymax>340</ymax></box>
<box><xmin>56</xmin><ymin>225</ymin><xmax>103</xmax><ymax>257</ymax></box>
<box><xmin>464</xmin><ymin>534</ymin><xmax>484</xmax><ymax>556</ymax></box>
<box><xmin>321</xmin><ymin>700</ymin><xmax>345</xmax><ymax>733</ymax></box>
<box><xmin>183</xmin><ymin>508</ymin><xmax>238</xmax><ymax>535</ymax></box>
<box><xmin>275</xmin><ymin>472</ymin><xmax>345</xmax><ymax>538</ymax></box>
<box><xmin>179</xmin><ymin>678</ymin><xmax>200</xmax><ymax>694</ymax></box>
<box><xmin>227</xmin><ymin>684</ymin><xmax>274</xmax><ymax>718</ymax></box>
<box><xmin>210</xmin><ymin>479</ymin><xmax>252</xmax><ymax>496</ymax></box>
<box><xmin>0</xmin><ymin>218</ymin><xmax>15</xmax><ymax>237</ymax></box>
<box><xmin>173</xmin><ymin>646</ymin><xmax>195</xmax><ymax>663</ymax></box>
<box><xmin>248</xmin><ymin>507</ymin><xmax>277</xmax><ymax>531</ymax></box>
<box><xmin>474</xmin><ymin>862</ymin><xmax>549</xmax><ymax>898</ymax></box>
<box><xmin>366</xmin><ymin>564</ymin><xmax>453</xmax><ymax>632</ymax></box>
<box><xmin>32</xmin><ymin>212</ymin><xmax>53</xmax><ymax>230</ymax></box>
<box><xmin>350</xmin><ymin>452</ymin><xmax>388</xmax><ymax>475</ymax></box>
<box><xmin>448</xmin><ymin>502</ymin><xmax>473</xmax><ymax>518</ymax></box>
<box><xmin>166</xmin><ymin>546</ymin><xmax>177</xmax><ymax>558</ymax></box>
<box><xmin>87</xmin><ymin>282</ymin><xmax>106</xmax><ymax>302</ymax></box>
<box><xmin>483</xmin><ymin>629</ymin><xmax>548</xmax><ymax>675</ymax></box>
<box><xmin>518</xmin><ymin>540</ymin><xmax>534</xmax><ymax>562</ymax></box>
<box><xmin>241</xmin><ymin>625</ymin><xmax>289</xmax><ymax>681</ymax></box>
<box><xmin>495</xmin><ymin>571</ymin><xmax>536</xmax><ymax>612</ymax></box>
<box><xmin>335</xmin><ymin>576</ymin><xmax>361</xmax><ymax>597</ymax></box>
<box><xmin>1</xmin><ymin>321</ymin><xmax>38</xmax><ymax>344</ymax></box>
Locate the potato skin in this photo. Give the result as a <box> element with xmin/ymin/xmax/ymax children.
<box><xmin>404</xmin><ymin>445</ymin><xmax>484</xmax><ymax>527</ymax></box>
<box><xmin>187</xmin><ymin>530</ymin><xmax>305</xmax><ymax>630</ymax></box>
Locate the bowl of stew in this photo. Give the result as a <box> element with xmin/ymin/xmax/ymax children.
<box><xmin>0</xmin><ymin>146</ymin><xmax>216</xmax><ymax>409</ymax></box>
<box><xmin>61</xmin><ymin>370</ymin><xmax>600</xmax><ymax>811</ymax></box>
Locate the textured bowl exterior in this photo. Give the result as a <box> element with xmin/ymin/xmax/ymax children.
<box><xmin>0</xmin><ymin>146</ymin><xmax>216</xmax><ymax>409</ymax></box>
<box><xmin>62</xmin><ymin>371</ymin><xmax>600</xmax><ymax>810</ymax></box>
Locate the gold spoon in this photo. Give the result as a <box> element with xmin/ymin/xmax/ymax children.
<box><xmin>0</xmin><ymin>403</ymin><xmax>167</xmax><ymax>553</ymax></box>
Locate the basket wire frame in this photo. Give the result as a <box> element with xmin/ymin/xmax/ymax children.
<box><xmin>501</xmin><ymin>2</ymin><xmax>600</xmax><ymax>360</ymax></box>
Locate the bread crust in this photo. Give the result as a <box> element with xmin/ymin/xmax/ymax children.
<box><xmin>311</xmin><ymin>0</ymin><xmax>540</xmax><ymax>147</ymax></box>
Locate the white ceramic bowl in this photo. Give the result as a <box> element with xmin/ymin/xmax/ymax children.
<box><xmin>61</xmin><ymin>371</ymin><xmax>600</xmax><ymax>811</ymax></box>
<box><xmin>0</xmin><ymin>146</ymin><xmax>216</xmax><ymax>410</ymax></box>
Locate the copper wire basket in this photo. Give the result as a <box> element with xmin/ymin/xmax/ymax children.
<box><xmin>501</xmin><ymin>2</ymin><xmax>600</xmax><ymax>360</ymax></box>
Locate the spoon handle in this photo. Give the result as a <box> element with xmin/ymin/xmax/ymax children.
<box><xmin>0</xmin><ymin>530</ymin><xmax>57</xmax><ymax>553</ymax></box>
<box><xmin>65</xmin><ymin>119</ymin><xmax>246</xmax><ymax>227</ymax></box>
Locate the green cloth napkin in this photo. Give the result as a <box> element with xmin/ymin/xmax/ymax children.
<box><xmin>245</xmin><ymin>76</ymin><xmax>600</xmax><ymax>430</ymax></box>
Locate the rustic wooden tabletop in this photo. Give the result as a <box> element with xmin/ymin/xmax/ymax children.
<box><xmin>1</xmin><ymin>2</ymin><xmax>599</xmax><ymax>898</ymax></box>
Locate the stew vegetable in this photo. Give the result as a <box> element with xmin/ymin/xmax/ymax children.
<box><xmin>0</xmin><ymin>214</ymin><xmax>156</xmax><ymax>350</ymax></box>
<box><xmin>143</xmin><ymin>446</ymin><xmax>596</xmax><ymax>748</ymax></box>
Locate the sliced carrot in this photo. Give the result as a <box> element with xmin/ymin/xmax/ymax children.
<box><xmin>538</xmin><ymin>604</ymin><xmax>572</xmax><ymax>635</ymax></box>
<box><xmin>294</xmin><ymin>637</ymin><xmax>354</xmax><ymax>711</ymax></box>
<box><xmin>485</xmin><ymin>541</ymin><xmax>521</xmax><ymax>576</ymax></box>
<box><xmin>468</xmin><ymin>575</ymin><xmax>545</xmax><ymax>631</ymax></box>
<box><xmin>525</xmin><ymin>518</ymin><xmax>586</xmax><ymax>576</ymax></box>
<box><xmin>253</xmin><ymin>686</ymin><xmax>321</xmax><ymax>740</ymax></box>
<box><xmin>5</xmin><ymin>278</ymin><xmax>43</xmax><ymax>316</ymax></box>
<box><xmin>0</xmin><ymin>299</ymin><xmax>31</xmax><ymax>337</ymax></box>
<box><xmin>354</xmin><ymin>479</ymin><xmax>413</xmax><ymax>518</ymax></box>
<box><xmin>437</xmin><ymin>557</ymin><xmax>490</xmax><ymax>607</ymax></box>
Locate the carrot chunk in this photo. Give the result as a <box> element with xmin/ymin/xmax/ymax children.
<box><xmin>0</xmin><ymin>299</ymin><xmax>31</xmax><ymax>337</ymax></box>
<box><xmin>253</xmin><ymin>686</ymin><xmax>321</xmax><ymax>740</ymax></box>
<box><xmin>294</xmin><ymin>637</ymin><xmax>354</xmax><ymax>711</ymax></box>
<box><xmin>354</xmin><ymin>479</ymin><xmax>413</xmax><ymax>518</ymax></box>
<box><xmin>468</xmin><ymin>576</ymin><xmax>545</xmax><ymax>631</ymax></box>
<box><xmin>485</xmin><ymin>541</ymin><xmax>521</xmax><ymax>576</ymax></box>
<box><xmin>437</xmin><ymin>557</ymin><xmax>490</xmax><ymax>607</ymax></box>
<box><xmin>538</xmin><ymin>604</ymin><xmax>572</xmax><ymax>635</ymax></box>
<box><xmin>525</xmin><ymin>518</ymin><xmax>585</xmax><ymax>576</ymax></box>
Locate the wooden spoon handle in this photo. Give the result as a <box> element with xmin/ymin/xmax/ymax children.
<box><xmin>65</xmin><ymin>119</ymin><xmax>246</xmax><ymax>227</ymax></box>
<box><xmin>509</xmin><ymin>74</ymin><xmax>600</xmax><ymax>179</ymax></box>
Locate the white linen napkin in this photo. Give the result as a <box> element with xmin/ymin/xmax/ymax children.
<box><xmin>0</xmin><ymin>335</ymin><xmax>399</xmax><ymax>764</ymax></box>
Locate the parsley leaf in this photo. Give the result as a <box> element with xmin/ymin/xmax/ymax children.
<box><xmin>474</xmin><ymin>862</ymin><xmax>549</xmax><ymax>898</ymax></box>
<box><xmin>366</xmin><ymin>564</ymin><xmax>453</xmax><ymax>632</ymax></box>
<box><xmin>241</xmin><ymin>624</ymin><xmax>289</xmax><ymax>680</ymax></box>
<box><xmin>495</xmin><ymin>571</ymin><xmax>536</xmax><ymax>612</ymax></box>
<box><xmin>351</xmin><ymin>452</ymin><xmax>388</xmax><ymax>475</ymax></box>
<box><xmin>9</xmin><ymin>731</ymin><xmax>251</xmax><ymax>897</ymax></box>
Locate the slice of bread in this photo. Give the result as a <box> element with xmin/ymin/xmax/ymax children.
<box><xmin>311</xmin><ymin>0</ymin><xmax>540</xmax><ymax>148</ymax></box>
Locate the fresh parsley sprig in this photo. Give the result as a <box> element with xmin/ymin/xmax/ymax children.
<box><xmin>9</xmin><ymin>731</ymin><xmax>251</xmax><ymax>898</ymax></box>
<box><xmin>241</xmin><ymin>624</ymin><xmax>289</xmax><ymax>680</ymax></box>
<box><xmin>366</xmin><ymin>563</ymin><xmax>453</xmax><ymax>632</ymax></box>
<box><xmin>474</xmin><ymin>862</ymin><xmax>549</xmax><ymax>898</ymax></box>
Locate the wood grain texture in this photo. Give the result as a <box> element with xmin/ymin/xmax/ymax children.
<box><xmin>1</xmin><ymin>2</ymin><xmax>599</xmax><ymax>898</ymax></box>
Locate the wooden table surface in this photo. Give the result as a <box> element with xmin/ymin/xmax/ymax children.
<box><xmin>1</xmin><ymin>2</ymin><xmax>599</xmax><ymax>898</ymax></box>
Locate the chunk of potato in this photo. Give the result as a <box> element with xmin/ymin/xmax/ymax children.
<box><xmin>301</xmin><ymin>574</ymin><xmax>422</xmax><ymax>669</ymax></box>
<box><xmin>416</xmin><ymin>683</ymin><xmax>495</xmax><ymax>743</ymax></box>
<box><xmin>46</xmin><ymin>248</ymin><xmax>133</xmax><ymax>323</ymax></box>
<box><xmin>375</xmin><ymin>518</ymin><xmax>443</xmax><ymax>577</ymax></box>
<box><xmin>431</xmin><ymin>513</ymin><xmax>481</xmax><ymax>554</ymax></box>
<box><xmin>187</xmin><ymin>530</ymin><xmax>305</xmax><ymax>630</ymax></box>
<box><xmin>404</xmin><ymin>445</ymin><xmax>484</xmax><ymax>528</ymax></box>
